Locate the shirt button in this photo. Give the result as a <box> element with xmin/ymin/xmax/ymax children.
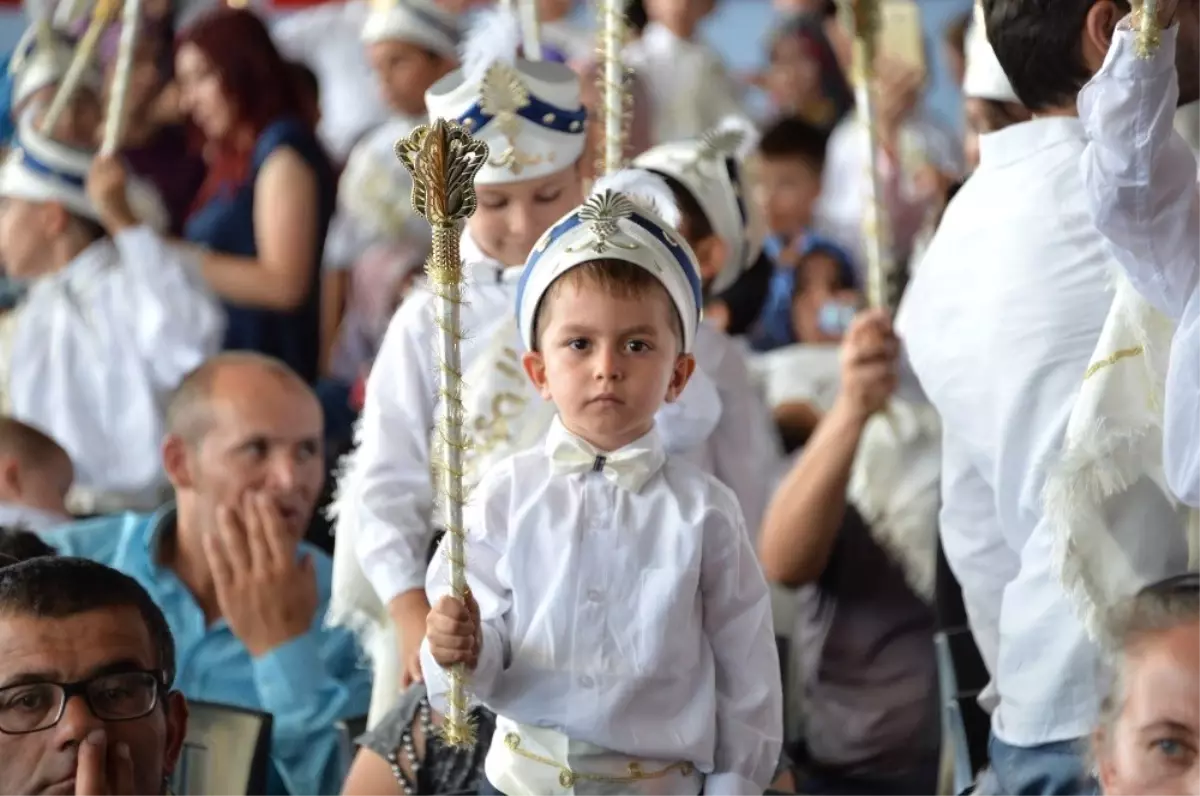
<box><xmin>587</xmin><ymin>589</ymin><xmax>602</xmax><ymax>602</ymax></box>
<box><xmin>579</xmin><ymin>675</ymin><xmax>594</xmax><ymax>688</ymax></box>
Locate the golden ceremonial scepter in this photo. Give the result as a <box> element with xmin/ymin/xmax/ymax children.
<box><xmin>842</xmin><ymin>0</ymin><xmax>897</xmax><ymax>312</ymax></box>
<box><xmin>41</xmin><ymin>0</ymin><xmax>119</xmax><ymax>134</ymax></box>
<box><xmin>596</xmin><ymin>0</ymin><xmax>631</xmax><ymax>176</ymax></box>
<box><xmin>100</xmin><ymin>0</ymin><xmax>142</xmax><ymax>155</ymax></box>
<box><xmin>396</xmin><ymin>119</ymin><xmax>488</xmax><ymax>748</ymax></box>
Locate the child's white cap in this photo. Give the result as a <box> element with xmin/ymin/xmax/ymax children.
<box><xmin>9</xmin><ymin>23</ymin><xmax>98</xmax><ymax>110</ymax></box>
<box><xmin>516</xmin><ymin>169</ymin><xmax>703</xmax><ymax>354</ymax></box>
<box><xmin>361</xmin><ymin>0</ymin><xmax>462</xmax><ymax>60</ymax></box>
<box><xmin>963</xmin><ymin>2</ymin><xmax>1018</xmax><ymax>104</ymax></box>
<box><xmin>0</xmin><ymin>120</ymin><xmax>170</xmax><ymax>231</ymax></box>
<box><xmin>424</xmin><ymin>6</ymin><xmax>586</xmax><ymax>185</ymax></box>
<box><xmin>633</xmin><ymin>115</ymin><xmax>766</xmax><ymax>295</ymax></box>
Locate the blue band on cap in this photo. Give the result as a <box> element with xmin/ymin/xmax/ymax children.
<box><xmin>457</xmin><ymin>94</ymin><xmax>587</xmax><ymax>137</ymax></box>
<box><xmin>17</xmin><ymin>147</ymin><xmax>85</xmax><ymax>189</ymax></box>
<box><xmin>516</xmin><ymin>209</ymin><xmax>703</xmax><ymax>329</ymax></box>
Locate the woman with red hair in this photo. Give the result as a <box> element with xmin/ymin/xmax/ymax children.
<box><xmin>175</xmin><ymin>7</ymin><xmax>336</xmax><ymax>383</ymax></box>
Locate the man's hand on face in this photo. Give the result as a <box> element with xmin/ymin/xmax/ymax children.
<box><xmin>203</xmin><ymin>492</ymin><xmax>319</xmax><ymax>658</ymax></box>
<box><xmin>74</xmin><ymin>729</ymin><xmax>134</xmax><ymax>795</ymax></box>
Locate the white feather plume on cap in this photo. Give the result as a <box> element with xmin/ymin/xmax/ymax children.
<box><xmin>516</xmin><ymin>168</ymin><xmax>703</xmax><ymax>352</ymax></box>
<box><xmin>590</xmin><ymin>167</ymin><xmax>682</xmax><ymax>231</ymax></box>
<box><xmin>459</xmin><ymin>5</ymin><xmax>521</xmax><ymax>87</ymax></box>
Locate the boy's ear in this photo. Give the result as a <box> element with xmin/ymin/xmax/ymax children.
<box><xmin>521</xmin><ymin>350</ymin><xmax>553</xmax><ymax>400</ymax></box>
<box><xmin>663</xmin><ymin>353</ymin><xmax>697</xmax><ymax>404</ymax></box>
<box><xmin>0</xmin><ymin>455</ymin><xmax>22</xmax><ymax>497</ymax></box>
<box><xmin>42</xmin><ymin>202</ymin><xmax>71</xmax><ymax>237</ymax></box>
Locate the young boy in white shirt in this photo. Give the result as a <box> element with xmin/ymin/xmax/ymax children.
<box><xmin>422</xmin><ymin>172</ymin><xmax>783</xmax><ymax>796</ymax></box>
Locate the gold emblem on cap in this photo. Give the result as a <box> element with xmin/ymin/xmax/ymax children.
<box><xmin>479</xmin><ymin>63</ymin><xmax>546</xmax><ymax>175</ymax></box>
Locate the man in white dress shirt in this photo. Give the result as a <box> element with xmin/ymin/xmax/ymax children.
<box><xmin>898</xmin><ymin>0</ymin><xmax>1188</xmax><ymax>792</ymax></box>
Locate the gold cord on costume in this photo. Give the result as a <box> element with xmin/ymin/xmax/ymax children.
<box><xmin>595</xmin><ymin>0</ymin><xmax>632</xmax><ymax>176</ymax></box>
<box><xmin>396</xmin><ymin>119</ymin><xmax>489</xmax><ymax>748</ymax></box>
<box><xmin>1131</xmin><ymin>0</ymin><xmax>1162</xmax><ymax>58</ymax></box>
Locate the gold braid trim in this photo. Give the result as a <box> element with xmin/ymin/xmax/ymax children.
<box><xmin>1083</xmin><ymin>346</ymin><xmax>1145</xmax><ymax>381</ymax></box>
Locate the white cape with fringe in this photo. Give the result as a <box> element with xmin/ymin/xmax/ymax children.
<box><xmin>1045</xmin><ymin>271</ymin><xmax>1199</xmax><ymax>644</ymax></box>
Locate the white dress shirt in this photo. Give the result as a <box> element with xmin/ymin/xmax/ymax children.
<box><xmin>272</xmin><ymin>1</ymin><xmax>389</xmax><ymax>163</ymax></box>
<box><xmin>624</xmin><ymin>22</ymin><xmax>748</xmax><ymax>145</ymax></box>
<box><xmin>1080</xmin><ymin>21</ymin><xmax>1200</xmax><ymax>507</ymax></box>
<box><xmin>0</xmin><ymin>227</ymin><xmax>223</xmax><ymax>513</ymax></box>
<box><xmin>898</xmin><ymin>117</ymin><xmax>1182</xmax><ymax>746</ymax></box>
<box><xmin>420</xmin><ymin>417</ymin><xmax>782</xmax><ymax>795</ymax></box>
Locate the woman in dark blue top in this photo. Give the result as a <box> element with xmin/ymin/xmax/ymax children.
<box><xmin>174</xmin><ymin>7</ymin><xmax>335</xmax><ymax>383</ymax></box>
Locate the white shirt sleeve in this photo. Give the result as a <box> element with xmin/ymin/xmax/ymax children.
<box><xmin>1079</xmin><ymin>21</ymin><xmax>1200</xmax><ymax>320</ymax></box>
<box><xmin>707</xmin><ymin>347</ymin><xmax>783</xmax><ymax>539</ymax></box>
<box><xmin>937</xmin><ymin>428</ymin><xmax>1018</xmax><ymax>688</ymax></box>
<box><xmin>350</xmin><ymin>296</ymin><xmax>441</xmax><ymax>605</ymax></box>
<box><xmin>1080</xmin><ymin>20</ymin><xmax>1200</xmax><ymax>507</ymax></box>
<box><xmin>700</xmin><ymin>487</ymin><xmax>783</xmax><ymax>795</ymax></box>
<box><xmin>112</xmin><ymin>226</ymin><xmax>225</xmax><ymax>388</ymax></box>
<box><xmin>420</xmin><ymin>463</ymin><xmax>513</xmax><ymax>711</ymax></box>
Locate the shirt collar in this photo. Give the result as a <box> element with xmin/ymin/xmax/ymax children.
<box><xmin>978</xmin><ymin>116</ymin><xmax>1087</xmax><ymax>170</ymax></box>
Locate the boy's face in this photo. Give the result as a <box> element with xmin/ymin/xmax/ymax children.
<box><xmin>756</xmin><ymin>156</ymin><xmax>821</xmax><ymax>239</ymax></box>
<box><xmin>523</xmin><ymin>276</ymin><xmax>695</xmax><ymax>451</ymax></box>
<box><xmin>644</xmin><ymin>0</ymin><xmax>715</xmax><ymax>36</ymax></box>
<box><xmin>471</xmin><ymin>165</ymin><xmax>583</xmax><ymax>267</ymax></box>
<box><xmin>367</xmin><ymin>40</ymin><xmax>453</xmax><ymax>117</ymax></box>
<box><xmin>0</xmin><ymin>198</ymin><xmax>56</xmax><ymax>280</ymax></box>
<box><xmin>790</xmin><ymin>252</ymin><xmax>857</xmax><ymax>343</ymax></box>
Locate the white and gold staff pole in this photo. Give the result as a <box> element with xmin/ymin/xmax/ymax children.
<box><xmin>1131</xmin><ymin>0</ymin><xmax>1162</xmax><ymax>57</ymax></box>
<box><xmin>396</xmin><ymin>119</ymin><xmax>488</xmax><ymax>748</ymax></box>
<box><xmin>99</xmin><ymin>0</ymin><xmax>142</xmax><ymax>154</ymax></box>
<box><xmin>843</xmin><ymin>0</ymin><xmax>897</xmax><ymax>311</ymax></box>
<box><xmin>41</xmin><ymin>0</ymin><xmax>119</xmax><ymax>135</ymax></box>
<box><xmin>596</xmin><ymin>0</ymin><xmax>630</xmax><ymax>176</ymax></box>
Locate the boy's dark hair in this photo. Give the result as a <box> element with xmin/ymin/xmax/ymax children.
<box><xmin>651</xmin><ymin>172</ymin><xmax>714</xmax><ymax>243</ymax></box>
<box><xmin>73</xmin><ymin>214</ymin><xmax>108</xmax><ymax>245</ymax></box>
<box><xmin>625</xmin><ymin>0</ymin><xmax>648</xmax><ymax>35</ymax></box>
<box><xmin>793</xmin><ymin>244</ymin><xmax>857</xmax><ymax>297</ymax></box>
<box><xmin>758</xmin><ymin>115</ymin><xmax>829</xmax><ymax>172</ymax></box>
<box><xmin>0</xmin><ymin>526</ymin><xmax>56</xmax><ymax>566</ymax></box>
<box><xmin>0</xmin><ymin>556</ymin><xmax>176</xmax><ymax>687</ymax></box>
<box><xmin>534</xmin><ymin>259</ymin><xmax>684</xmax><ymax>350</ymax></box>
<box><xmin>982</xmin><ymin>0</ymin><xmax>1129</xmax><ymax>112</ymax></box>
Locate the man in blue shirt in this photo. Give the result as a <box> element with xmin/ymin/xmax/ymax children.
<box><xmin>46</xmin><ymin>352</ymin><xmax>373</xmax><ymax>795</ymax></box>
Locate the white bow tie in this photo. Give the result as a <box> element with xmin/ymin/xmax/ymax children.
<box><xmin>548</xmin><ymin>431</ymin><xmax>662</xmax><ymax>493</ymax></box>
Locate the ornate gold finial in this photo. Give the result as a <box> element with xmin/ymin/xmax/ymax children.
<box><xmin>395</xmin><ymin>118</ymin><xmax>488</xmax><ymax>749</ymax></box>
<box><xmin>568</xmin><ymin>190</ymin><xmax>640</xmax><ymax>254</ymax></box>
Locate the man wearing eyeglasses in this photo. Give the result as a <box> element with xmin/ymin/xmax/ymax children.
<box><xmin>0</xmin><ymin>556</ymin><xmax>188</xmax><ymax>796</ymax></box>
<box><xmin>43</xmin><ymin>352</ymin><xmax>373</xmax><ymax>796</ymax></box>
